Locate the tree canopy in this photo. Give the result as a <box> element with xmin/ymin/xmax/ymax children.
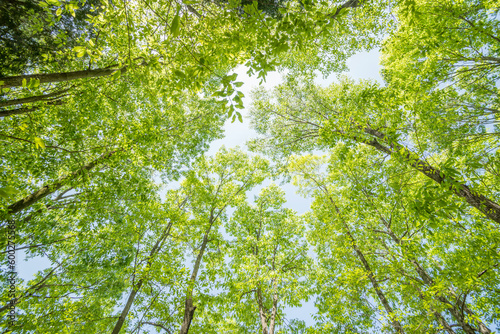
<box><xmin>1</xmin><ymin>0</ymin><xmax>499</xmax><ymax>333</ymax></box>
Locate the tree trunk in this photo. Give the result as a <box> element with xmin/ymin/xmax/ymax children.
<box><xmin>111</xmin><ymin>221</ymin><xmax>173</xmax><ymax>334</ymax></box>
<box><xmin>268</xmin><ymin>286</ymin><xmax>278</xmax><ymax>334</ymax></box>
<box><xmin>0</xmin><ymin>106</ymin><xmax>38</xmax><ymax>117</ymax></box>
<box><xmin>256</xmin><ymin>286</ymin><xmax>269</xmax><ymax>334</ymax></box>
<box><xmin>0</xmin><ymin>100</ymin><xmax>66</xmax><ymax>118</ymax></box>
<box><xmin>179</xmin><ymin>220</ymin><xmax>213</xmax><ymax>334</ymax></box>
<box><xmin>328</xmin><ymin>0</ymin><xmax>361</xmax><ymax>19</ymax></box>
<box><xmin>111</xmin><ymin>282</ymin><xmax>143</xmax><ymax>334</ymax></box>
<box><xmin>253</xmin><ymin>223</ymin><xmax>270</xmax><ymax>334</ymax></box>
<box><xmin>434</xmin><ymin>311</ymin><xmax>456</xmax><ymax>334</ymax></box>
<box><xmin>0</xmin><ymin>66</ymin><xmax>127</xmax><ymax>88</ymax></box>
<box><xmin>6</xmin><ymin>150</ymin><xmax>119</xmax><ymax>215</ymax></box>
<box><xmin>328</xmin><ymin>197</ymin><xmax>405</xmax><ymax>333</ymax></box>
<box><xmin>0</xmin><ymin>88</ymin><xmax>70</xmax><ymax>108</ymax></box>
<box><xmin>349</xmin><ymin>237</ymin><xmax>404</xmax><ymax>333</ymax></box>
<box><xmin>354</xmin><ymin>125</ymin><xmax>500</xmax><ymax>225</ymax></box>
<box><xmin>179</xmin><ymin>297</ymin><xmax>197</xmax><ymax>334</ymax></box>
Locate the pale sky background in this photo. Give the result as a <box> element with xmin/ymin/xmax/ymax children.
<box><xmin>17</xmin><ymin>48</ymin><xmax>383</xmax><ymax>329</ymax></box>
<box><xmin>204</xmin><ymin>48</ymin><xmax>383</xmax><ymax>326</ymax></box>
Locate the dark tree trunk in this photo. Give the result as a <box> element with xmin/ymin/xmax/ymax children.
<box><xmin>111</xmin><ymin>282</ymin><xmax>143</xmax><ymax>334</ymax></box>
<box><xmin>179</xmin><ymin>297</ymin><xmax>197</xmax><ymax>334</ymax></box>
<box><xmin>0</xmin><ymin>66</ymin><xmax>127</xmax><ymax>88</ymax></box>
<box><xmin>179</xmin><ymin>220</ymin><xmax>212</xmax><ymax>334</ymax></box>
<box><xmin>0</xmin><ymin>99</ymin><xmax>66</xmax><ymax>117</ymax></box>
<box><xmin>0</xmin><ymin>105</ymin><xmax>39</xmax><ymax>117</ymax></box>
<box><xmin>111</xmin><ymin>221</ymin><xmax>173</xmax><ymax>334</ymax></box>
<box><xmin>256</xmin><ymin>286</ymin><xmax>269</xmax><ymax>334</ymax></box>
<box><xmin>0</xmin><ymin>88</ymin><xmax>70</xmax><ymax>107</ymax></box>
<box><xmin>6</xmin><ymin>150</ymin><xmax>118</xmax><ymax>215</ymax></box>
<box><xmin>354</xmin><ymin>125</ymin><xmax>500</xmax><ymax>225</ymax></box>
<box><xmin>328</xmin><ymin>197</ymin><xmax>405</xmax><ymax>333</ymax></box>
<box><xmin>328</xmin><ymin>0</ymin><xmax>361</xmax><ymax>19</ymax></box>
<box><xmin>434</xmin><ymin>311</ymin><xmax>456</xmax><ymax>334</ymax></box>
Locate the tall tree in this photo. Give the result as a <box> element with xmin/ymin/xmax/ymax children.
<box><xmin>174</xmin><ymin>148</ymin><xmax>269</xmax><ymax>334</ymax></box>
<box><xmin>221</xmin><ymin>184</ymin><xmax>311</xmax><ymax>334</ymax></box>
<box><xmin>249</xmin><ymin>76</ymin><xmax>500</xmax><ymax>224</ymax></box>
<box><xmin>288</xmin><ymin>147</ymin><xmax>499</xmax><ymax>333</ymax></box>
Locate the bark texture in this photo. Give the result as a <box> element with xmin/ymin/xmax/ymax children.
<box><xmin>0</xmin><ymin>99</ymin><xmax>66</xmax><ymax>117</ymax></box>
<box><xmin>328</xmin><ymin>197</ymin><xmax>405</xmax><ymax>333</ymax></box>
<box><xmin>257</xmin><ymin>286</ymin><xmax>270</xmax><ymax>334</ymax></box>
<box><xmin>328</xmin><ymin>0</ymin><xmax>361</xmax><ymax>19</ymax></box>
<box><xmin>111</xmin><ymin>221</ymin><xmax>173</xmax><ymax>334</ymax></box>
<box><xmin>0</xmin><ymin>88</ymin><xmax>70</xmax><ymax>108</ymax></box>
<box><xmin>349</xmin><ymin>125</ymin><xmax>500</xmax><ymax>225</ymax></box>
<box><xmin>111</xmin><ymin>283</ymin><xmax>142</xmax><ymax>334</ymax></box>
<box><xmin>6</xmin><ymin>150</ymin><xmax>118</xmax><ymax>215</ymax></box>
<box><xmin>0</xmin><ymin>66</ymin><xmax>127</xmax><ymax>88</ymax></box>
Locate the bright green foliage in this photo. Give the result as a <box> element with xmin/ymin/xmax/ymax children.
<box><xmin>218</xmin><ymin>184</ymin><xmax>311</xmax><ymax>333</ymax></box>
<box><xmin>2</xmin><ymin>0</ymin><xmax>500</xmax><ymax>333</ymax></box>
<box><xmin>0</xmin><ymin>0</ymin><xmax>102</xmax><ymax>76</ymax></box>
<box><xmin>380</xmin><ymin>0</ymin><xmax>500</xmax><ymax>189</ymax></box>
<box><xmin>289</xmin><ymin>146</ymin><xmax>500</xmax><ymax>333</ymax></box>
<box><xmin>0</xmin><ymin>182</ymin><xmax>184</xmax><ymax>333</ymax></box>
<box><xmin>250</xmin><ymin>74</ymin><xmax>500</xmax><ymax>224</ymax></box>
<box><xmin>111</xmin><ymin>148</ymin><xmax>270</xmax><ymax>333</ymax></box>
<box><xmin>246</xmin><ymin>0</ymin><xmax>500</xmax><ymax>329</ymax></box>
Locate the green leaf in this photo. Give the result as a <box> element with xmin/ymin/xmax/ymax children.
<box><xmin>112</xmin><ymin>70</ymin><xmax>121</xmax><ymax>80</ymax></box>
<box><xmin>170</xmin><ymin>14</ymin><xmax>181</xmax><ymax>37</ymax></box>
<box><xmin>73</xmin><ymin>46</ymin><xmax>86</xmax><ymax>58</ymax></box>
<box><xmin>56</xmin><ymin>7</ymin><xmax>63</xmax><ymax>16</ymax></box>
<box><xmin>34</xmin><ymin>137</ymin><xmax>46</xmax><ymax>149</ymax></box>
<box><xmin>237</xmin><ymin>112</ymin><xmax>243</xmax><ymax>123</ymax></box>
<box><xmin>174</xmin><ymin>70</ymin><xmax>185</xmax><ymax>78</ymax></box>
<box><xmin>28</xmin><ymin>78</ymin><xmax>40</xmax><ymax>88</ymax></box>
<box><xmin>0</xmin><ymin>186</ymin><xmax>19</xmax><ymax>199</ymax></box>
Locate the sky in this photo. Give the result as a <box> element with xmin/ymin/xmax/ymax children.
<box><xmin>208</xmin><ymin>48</ymin><xmax>383</xmax><ymax>158</ymax></box>
<box><xmin>205</xmin><ymin>48</ymin><xmax>383</xmax><ymax>326</ymax></box>
<box><xmin>17</xmin><ymin>48</ymin><xmax>383</xmax><ymax>329</ymax></box>
<box><xmin>208</xmin><ymin>48</ymin><xmax>382</xmax><ymax>213</ymax></box>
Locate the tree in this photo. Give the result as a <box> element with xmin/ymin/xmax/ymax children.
<box><xmin>173</xmin><ymin>148</ymin><xmax>269</xmax><ymax>334</ymax></box>
<box><xmin>287</xmin><ymin>146</ymin><xmax>498</xmax><ymax>333</ymax></box>
<box><xmin>0</xmin><ymin>89</ymin><xmax>226</xmax><ymax>236</ymax></box>
<box><xmin>221</xmin><ymin>184</ymin><xmax>311</xmax><ymax>334</ymax></box>
<box><xmin>0</xmin><ymin>176</ymin><xmax>181</xmax><ymax>333</ymax></box>
<box><xmin>0</xmin><ymin>0</ymin><xmax>102</xmax><ymax>77</ymax></box>
<box><xmin>3</xmin><ymin>0</ymin><xmax>500</xmax><ymax>332</ymax></box>
<box><xmin>249</xmin><ymin>76</ymin><xmax>500</xmax><ymax>225</ymax></box>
